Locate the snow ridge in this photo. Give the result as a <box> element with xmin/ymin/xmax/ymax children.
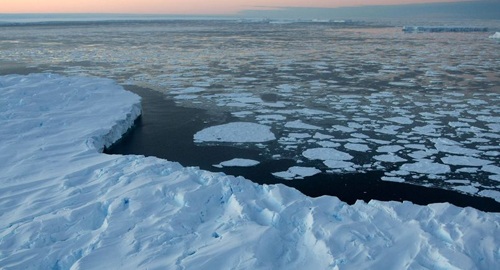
<box><xmin>1</xmin><ymin>74</ymin><xmax>499</xmax><ymax>269</ymax></box>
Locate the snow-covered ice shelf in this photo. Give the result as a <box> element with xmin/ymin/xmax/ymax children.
<box><xmin>1</xmin><ymin>74</ymin><xmax>499</xmax><ymax>269</ymax></box>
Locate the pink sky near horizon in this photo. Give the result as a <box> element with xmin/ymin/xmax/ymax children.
<box><xmin>0</xmin><ymin>0</ymin><xmax>468</xmax><ymax>14</ymax></box>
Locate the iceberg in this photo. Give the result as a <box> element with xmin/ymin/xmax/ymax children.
<box><xmin>489</xmin><ymin>32</ymin><xmax>500</xmax><ymax>39</ymax></box>
<box><xmin>403</xmin><ymin>26</ymin><xmax>488</xmax><ymax>33</ymax></box>
<box><xmin>1</xmin><ymin>74</ymin><xmax>499</xmax><ymax>269</ymax></box>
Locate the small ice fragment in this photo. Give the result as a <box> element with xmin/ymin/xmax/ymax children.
<box><xmin>288</xmin><ymin>133</ymin><xmax>311</xmax><ymax>139</ymax></box>
<box><xmin>368</xmin><ymin>139</ymin><xmax>392</xmax><ymax>145</ymax></box>
<box><xmin>456</xmin><ymin>167</ymin><xmax>478</xmax><ymax>173</ymax></box>
<box><xmin>453</xmin><ymin>186</ymin><xmax>479</xmax><ymax>194</ymax></box>
<box><xmin>381</xmin><ymin>176</ymin><xmax>405</xmax><ymax>183</ymax></box>
<box><xmin>489</xmin><ymin>175</ymin><xmax>500</xmax><ymax>182</ymax></box>
<box><xmin>376</xmin><ymin>145</ymin><xmax>403</xmax><ymax>153</ymax></box>
<box><xmin>345</xmin><ymin>143</ymin><xmax>370</xmax><ymax>152</ymax></box>
<box><xmin>374</xmin><ymin>154</ymin><xmax>407</xmax><ymax>163</ymax></box>
<box><xmin>285</xmin><ymin>120</ymin><xmax>321</xmax><ymax>130</ymax></box>
<box><xmin>478</xmin><ymin>190</ymin><xmax>500</xmax><ymax>202</ymax></box>
<box><xmin>313</xmin><ymin>132</ymin><xmax>334</xmax><ymax>140</ymax></box>
<box><xmin>332</xmin><ymin>125</ymin><xmax>355</xmax><ymax>133</ymax></box>
<box><xmin>433</xmin><ymin>138</ymin><xmax>479</xmax><ymax>155</ymax></box>
<box><xmin>303</xmin><ymin>148</ymin><xmax>353</xmax><ymax>161</ymax></box>
<box><xmin>446</xmin><ymin>179</ymin><xmax>470</xmax><ymax>185</ymax></box>
<box><xmin>400</xmin><ymin>160</ymin><xmax>451</xmax><ymax>174</ymax></box>
<box><xmin>386</xmin><ymin>116</ymin><xmax>413</xmax><ymax>125</ymax></box>
<box><xmin>441</xmin><ymin>156</ymin><xmax>493</xmax><ymax>167</ymax></box>
<box><xmin>482</xmin><ymin>165</ymin><xmax>500</xmax><ymax>175</ymax></box>
<box><xmin>404</xmin><ymin>144</ymin><xmax>427</xmax><ymax>150</ymax></box>
<box><xmin>323</xmin><ymin>160</ymin><xmax>355</xmax><ymax>169</ymax></box>
<box><xmin>317</xmin><ymin>141</ymin><xmax>341</xmax><ymax>148</ymax></box>
<box><xmin>256</xmin><ymin>114</ymin><xmax>286</xmax><ymax>121</ymax></box>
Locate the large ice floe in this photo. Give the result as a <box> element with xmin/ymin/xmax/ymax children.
<box><xmin>194</xmin><ymin>122</ymin><xmax>275</xmax><ymax>143</ymax></box>
<box><xmin>1</xmin><ymin>74</ymin><xmax>500</xmax><ymax>269</ymax></box>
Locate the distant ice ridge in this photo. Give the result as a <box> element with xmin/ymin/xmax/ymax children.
<box><xmin>403</xmin><ymin>26</ymin><xmax>488</xmax><ymax>33</ymax></box>
<box><xmin>1</xmin><ymin>74</ymin><xmax>499</xmax><ymax>269</ymax></box>
<box><xmin>490</xmin><ymin>32</ymin><xmax>500</xmax><ymax>39</ymax></box>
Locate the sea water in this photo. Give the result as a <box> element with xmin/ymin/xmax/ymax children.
<box><xmin>1</xmin><ymin>18</ymin><xmax>498</xmax><ymax>208</ymax></box>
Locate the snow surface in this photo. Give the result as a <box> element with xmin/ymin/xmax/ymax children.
<box><xmin>1</xmin><ymin>74</ymin><xmax>500</xmax><ymax>269</ymax></box>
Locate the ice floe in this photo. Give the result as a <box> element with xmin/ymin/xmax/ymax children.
<box><xmin>214</xmin><ymin>158</ymin><xmax>260</xmax><ymax>168</ymax></box>
<box><xmin>323</xmin><ymin>160</ymin><xmax>356</xmax><ymax>170</ymax></box>
<box><xmin>441</xmin><ymin>155</ymin><xmax>493</xmax><ymax>167</ymax></box>
<box><xmin>453</xmin><ymin>185</ymin><xmax>479</xmax><ymax>194</ymax></box>
<box><xmin>376</xmin><ymin>145</ymin><xmax>404</xmax><ymax>153</ymax></box>
<box><xmin>400</xmin><ymin>160</ymin><xmax>451</xmax><ymax>174</ymax></box>
<box><xmin>344</xmin><ymin>143</ymin><xmax>370</xmax><ymax>152</ymax></box>
<box><xmin>381</xmin><ymin>176</ymin><xmax>406</xmax><ymax>183</ymax></box>
<box><xmin>482</xmin><ymin>164</ymin><xmax>500</xmax><ymax>175</ymax></box>
<box><xmin>194</xmin><ymin>122</ymin><xmax>275</xmax><ymax>143</ymax></box>
<box><xmin>272</xmin><ymin>166</ymin><xmax>321</xmax><ymax>180</ymax></box>
<box><xmin>386</xmin><ymin>116</ymin><xmax>413</xmax><ymax>125</ymax></box>
<box><xmin>374</xmin><ymin>154</ymin><xmax>407</xmax><ymax>163</ymax></box>
<box><xmin>285</xmin><ymin>120</ymin><xmax>321</xmax><ymax>130</ymax></box>
<box><xmin>303</xmin><ymin>147</ymin><xmax>353</xmax><ymax>161</ymax></box>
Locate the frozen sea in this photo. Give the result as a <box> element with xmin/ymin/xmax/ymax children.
<box><xmin>0</xmin><ymin>19</ymin><xmax>499</xmax><ymax>203</ymax></box>
<box><xmin>1</xmin><ymin>17</ymin><xmax>500</xmax><ymax>269</ymax></box>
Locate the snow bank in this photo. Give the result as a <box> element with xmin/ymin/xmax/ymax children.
<box><xmin>1</xmin><ymin>74</ymin><xmax>499</xmax><ymax>270</ymax></box>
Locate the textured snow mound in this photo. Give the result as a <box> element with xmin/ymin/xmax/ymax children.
<box><xmin>1</xmin><ymin>74</ymin><xmax>499</xmax><ymax>270</ymax></box>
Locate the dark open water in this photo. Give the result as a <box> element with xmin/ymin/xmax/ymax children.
<box><xmin>106</xmin><ymin>85</ymin><xmax>500</xmax><ymax>212</ymax></box>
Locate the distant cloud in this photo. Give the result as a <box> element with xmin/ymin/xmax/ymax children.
<box><xmin>239</xmin><ymin>1</ymin><xmax>500</xmax><ymax>21</ymax></box>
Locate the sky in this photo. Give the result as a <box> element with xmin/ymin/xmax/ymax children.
<box><xmin>0</xmin><ymin>0</ymin><xmax>470</xmax><ymax>14</ymax></box>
